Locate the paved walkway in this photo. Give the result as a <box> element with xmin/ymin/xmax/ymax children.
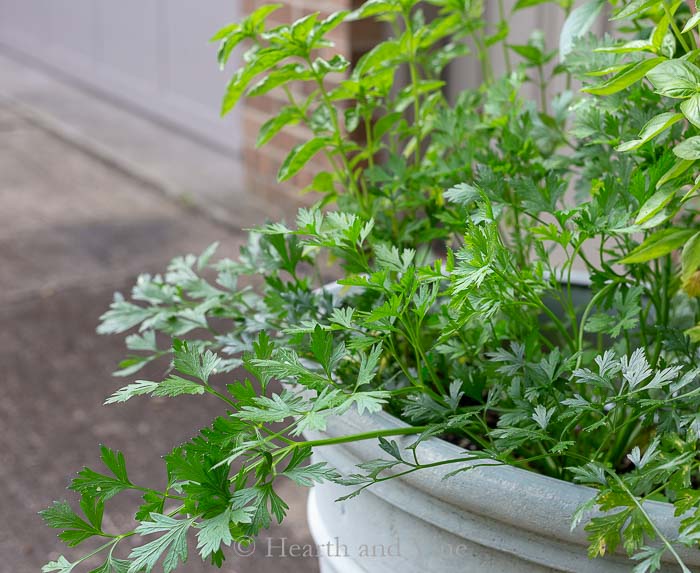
<box><xmin>0</xmin><ymin>53</ymin><xmax>315</xmax><ymax>573</ymax></box>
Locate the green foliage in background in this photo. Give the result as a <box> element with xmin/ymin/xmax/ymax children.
<box><xmin>43</xmin><ymin>1</ymin><xmax>700</xmax><ymax>571</ymax></box>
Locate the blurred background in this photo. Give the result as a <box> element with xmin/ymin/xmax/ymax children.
<box><xmin>0</xmin><ymin>2</ymin><xmax>596</xmax><ymax>572</ymax></box>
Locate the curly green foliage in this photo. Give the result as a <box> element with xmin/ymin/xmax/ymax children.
<box><xmin>42</xmin><ymin>1</ymin><xmax>700</xmax><ymax>572</ymax></box>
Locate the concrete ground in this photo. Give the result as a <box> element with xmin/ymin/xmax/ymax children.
<box><xmin>0</xmin><ymin>52</ymin><xmax>317</xmax><ymax>572</ymax></box>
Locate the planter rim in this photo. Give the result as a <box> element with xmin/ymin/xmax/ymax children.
<box><xmin>306</xmin><ymin>404</ymin><xmax>700</xmax><ymax>568</ymax></box>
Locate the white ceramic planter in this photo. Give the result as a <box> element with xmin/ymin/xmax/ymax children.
<box><xmin>303</xmin><ymin>407</ymin><xmax>700</xmax><ymax>573</ymax></box>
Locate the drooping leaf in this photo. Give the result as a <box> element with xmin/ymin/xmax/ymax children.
<box><xmin>620</xmin><ymin>228</ymin><xmax>697</xmax><ymax>264</ymax></box>
<box><xmin>656</xmin><ymin>158</ymin><xmax>695</xmax><ymax>188</ymax></box>
<box><xmin>278</xmin><ymin>138</ymin><xmax>328</xmax><ymax>182</ymax></box>
<box><xmin>634</xmin><ymin>188</ymin><xmax>676</xmax><ymax>225</ymax></box>
<box><xmin>256</xmin><ymin>106</ymin><xmax>301</xmax><ymax>147</ymax></box>
<box><xmin>221</xmin><ymin>48</ymin><xmax>291</xmax><ymax>115</ymax></box>
<box><xmin>247</xmin><ymin>64</ymin><xmax>312</xmax><ymax>98</ymax></box>
<box><xmin>616</xmin><ymin>112</ymin><xmax>683</xmax><ymax>152</ymax></box>
<box><xmin>583</xmin><ymin>58</ymin><xmax>664</xmax><ymax>96</ymax></box>
<box><xmin>681</xmin><ymin>231</ymin><xmax>700</xmax><ymax>281</ymax></box>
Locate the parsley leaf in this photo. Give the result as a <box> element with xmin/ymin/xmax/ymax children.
<box><xmin>128</xmin><ymin>513</ymin><xmax>196</xmax><ymax>573</ymax></box>
<box><xmin>40</xmin><ymin>499</ymin><xmax>105</xmax><ymax>547</ymax></box>
<box><xmin>70</xmin><ymin>446</ymin><xmax>134</xmax><ymax>501</ymax></box>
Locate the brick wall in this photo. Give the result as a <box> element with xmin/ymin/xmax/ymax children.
<box><xmin>240</xmin><ymin>0</ymin><xmax>381</xmax><ymax>212</ymax></box>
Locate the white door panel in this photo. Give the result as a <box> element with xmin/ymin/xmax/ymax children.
<box><xmin>0</xmin><ymin>0</ymin><xmax>241</xmax><ymax>152</ymax></box>
<box><xmin>1</xmin><ymin>1</ymin><xmax>48</xmax><ymax>51</ymax></box>
<box><xmin>99</xmin><ymin>2</ymin><xmax>159</xmax><ymax>88</ymax></box>
<box><xmin>166</xmin><ymin>0</ymin><xmax>235</xmax><ymax>114</ymax></box>
<box><xmin>48</xmin><ymin>1</ymin><xmax>95</xmax><ymax>63</ymax></box>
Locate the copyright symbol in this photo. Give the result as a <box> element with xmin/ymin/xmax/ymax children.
<box><xmin>232</xmin><ymin>535</ymin><xmax>256</xmax><ymax>557</ymax></box>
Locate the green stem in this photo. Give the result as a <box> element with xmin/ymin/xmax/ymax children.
<box><xmin>606</xmin><ymin>417</ymin><xmax>643</xmax><ymax>467</ymax></box>
<box><xmin>260</xmin><ymin>424</ymin><xmax>297</xmax><ymax>446</ymax></box>
<box><xmin>537</xmin><ymin>299</ymin><xmax>575</xmax><ymax>349</ymax></box>
<box><xmin>306</xmin><ymin>64</ymin><xmax>365</xmax><ymax>208</ymax></box>
<box><xmin>399</xmin><ymin>314</ymin><xmax>446</xmax><ymax>395</ymax></box>
<box><xmin>535</xmin><ymin>440</ymin><xmax>560</xmax><ymax>477</ymax></box>
<box><xmin>472</xmin><ymin>28</ymin><xmax>493</xmax><ymax>84</ymax></box>
<box><xmin>538</xmin><ymin>63</ymin><xmax>547</xmax><ymax>114</ymax></box>
<box><xmin>403</xmin><ymin>8</ymin><xmax>423</xmax><ymax>165</ymax></box>
<box><xmin>688</xmin><ymin>13</ymin><xmax>699</xmax><ymax>50</ymax></box>
<box><xmin>203</xmin><ymin>385</ymin><xmax>238</xmax><ymax>409</ymax></box>
<box><xmin>363</xmin><ymin>109</ymin><xmax>376</xmax><ymax>171</ymax></box>
<box><xmin>408</xmin><ymin>58</ymin><xmax>423</xmax><ymax>164</ymax></box>
<box><xmin>130</xmin><ymin>484</ymin><xmax>186</xmax><ymax>502</ymax></box>
<box><xmin>564</xmin><ymin>2</ymin><xmax>573</xmax><ymax>90</ymax></box>
<box><xmin>347</xmin><ymin>456</ymin><xmax>503</xmax><ymax>499</ymax></box>
<box><xmin>495</xmin><ymin>269</ymin><xmax>576</xmax><ymax>351</ymax></box>
<box><xmin>664</xmin><ymin>1</ymin><xmax>691</xmax><ymax>53</ymax></box>
<box><xmin>385</xmin><ymin>335</ymin><xmax>433</xmax><ymax>396</ymax></box>
<box><xmin>651</xmin><ymin>256</ymin><xmax>672</xmax><ymax>367</ymax></box>
<box><xmin>509</xmin><ymin>188</ymin><xmax>526</xmax><ymax>267</ymax></box>
<box><xmin>562</xmin><ymin>242</ymin><xmax>584</xmax><ymax>336</ymax></box>
<box><xmin>575</xmin><ymin>282</ymin><xmax>617</xmax><ymax>369</ymax></box>
<box><xmin>497</xmin><ymin>0</ymin><xmax>512</xmax><ymax>74</ymax></box>
<box><xmin>302</xmin><ymin>426</ymin><xmax>430</xmax><ymax>448</ymax></box>
<box><xmin>70</xmin><ymin>538</ymin><xmax>120</xmax><ymax>567</ymax></box>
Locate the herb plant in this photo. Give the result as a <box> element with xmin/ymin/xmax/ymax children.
<box><xmin>43</xmin><ymin>1</ymin><xmax>700</xmax><ymax>572</ymax></box>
